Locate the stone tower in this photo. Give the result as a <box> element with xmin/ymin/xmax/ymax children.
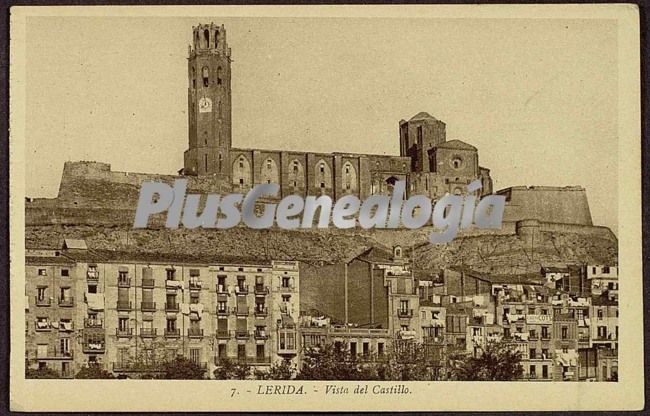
<box><xmin>183</xmin><ymin>23</ymin><xmax>232</xmax><ymax>179</ymax></box>
<box><xmin>399</xmin><ymin>112</ymin><xmax>446</xmax><ymax>172</ymax></box>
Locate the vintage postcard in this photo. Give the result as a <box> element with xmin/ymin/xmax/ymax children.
<box><xmin>9</xmin><ymin>5</ymin><xmax>643</xmax><ymax>412</ymax></box>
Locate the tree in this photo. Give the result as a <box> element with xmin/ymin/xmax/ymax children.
<box><xmin>25</xmin><ymin>366</ymin><xmax>60</xmax><ymax>379</ymax></box>
<box><xmin>213</xmin><ymin>358</ymin><xmax>251</xmax><ymax>380</ymax></box>
<box><xmin>75</xmin><ymin>363</ymin><xmax>115</xmax><ymax>379</ymax></box>
<box><xmin>447</xmin><ymin>340</ymin><xmax>523</xmax><ymax>381</ymax></box>
<box><xmin>160</xmin><ymin>356</ymin><xmax>206</xmax><ymax>379</ymax></box>
<box><xmin>254</xmin><ymin>359</ymin><xmax>296</xmax><ymax>380</ymax></box>
<box><xmin>380</xmin><ymin>340</ymin><xmax>436</xmax><ymax>381</ymax></box>
<box><xmin>297</xmin><ymin>344</ymin><xmax>377</xmax><ymax>380</ymax></box>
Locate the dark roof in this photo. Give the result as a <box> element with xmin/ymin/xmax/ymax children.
<box><xmin>355</xmin><ymin>246</ymin><xmax>407</xmax><ymax>265</ymax></box>
<box><xmin>409</xmin><ymin>112</ymin><xmax>437</xmax><ymax>122</ymax></box>
<box><xmin>541</xmin><ymin>266</ymin><xmax>570</xmax><ymax>273</ymax></box>
<box><xmin>591</xmin><ymin>294</ymin><xmax>618</xmax><ymax>306</ymax></box>
<box><xmin>73</xmin><ymin>249</ymin><xmax>273</xmax><ymax>266</ymax></box>
<box><xmin>448</xmin><ymin>266</ymin><xmax>544</xmax><ymax>285</ymax></box>
<box><xmin>26</xmin><ymin>256</ymin><xmax>75</xmax><ymax>265</ymax></box>
<box><xmin>435</xmin><ymin>139</ymin><xmax>477</xmax><ymax>151</ymax></box>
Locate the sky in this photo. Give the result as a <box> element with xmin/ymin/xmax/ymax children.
<box><xmin>24</xmin><ymin>16</ymin><xmax>618</xmax><ymax>232</ymax></box>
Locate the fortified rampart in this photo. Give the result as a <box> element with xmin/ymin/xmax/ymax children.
<box><xmin>499</xmin><ymin>186</ymin><xmax>593</xmax><ymax>226</ymax></box>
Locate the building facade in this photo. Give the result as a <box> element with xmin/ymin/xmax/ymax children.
<box><xmin>182</xmin><ymin>23</ymin><xmax>493</xmax><ymax>200</ymax></box>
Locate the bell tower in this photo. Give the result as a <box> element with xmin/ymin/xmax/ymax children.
<box><xmin>183</xmin><ymin>23</ymin><xmax>232</xmax><ymax>179</ymax></box>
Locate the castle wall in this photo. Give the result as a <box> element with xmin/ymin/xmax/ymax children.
<box><xmin>498</xmin><ymin>186</ymin><xmax>593</xmax><ymax>226</ymax></box>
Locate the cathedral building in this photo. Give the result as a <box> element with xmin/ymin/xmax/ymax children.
<box><xmin>182</xmin><ymin>23</ymin><xmax>493</xmax><ymax>200</ymax></box>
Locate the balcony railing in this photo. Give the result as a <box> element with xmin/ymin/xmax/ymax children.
<box><xmin>215</xmin><ymin>356</ymin><xmax>272</xmax><ymax>365</ymax></box>
<box><xmin>279</xmin><ymin>284</ymin><xmax>294</xmax><ymax>292</ymax></box>
<box><xmin>235</xmin><ymin>330</ymin><xmax>250</xmax><ymax>339</ymax></box>
<box><xmin>87</xmin><ymin>270</ymin><xmax>99</xmax><ymax>281</ymax></box>
<box><xmin>254</xmin><ymin>306</ymin><xmax>268</xmax><ymax>317</ymax></box>
<box><xmin>83</xmin><ymin>341</ymin><xmax>106</xmax><ymax>353</ymax></box>
<box><xmin>141</xmin><ymin>278</ymin><xmax>155</xmax><ymax>288</ymax></box>
<box><xmin>189</xmin><ymin>280</ymin><xmax>203</xmax><ymax>290</ymax></box>
<box><xmin>118</xmin><ymin>277</ymin><xmax>131</xmax><ymax>288</ymax></box>
<box><xmin>58</xmin><ymin>297</ymin><xmax>75</xmax><ymax>307</ymax></box>
<box><xmin>216</xmin><ymin>284</ymin><xmax>229</xmax><ymax>295</ymax></box>
<box><xmin>36</xmin><ymin>349</ymin><xmax>74</xmax><ymax>360</ymax></box>
<box><xmin>117</xmin><ymin>301</ymin><xmax>132</xmax><ymax>311</ymax></box>
<box><xmin>165</xmin><ymin>302</ymin><xmax>180</xmax><ymax>312</ymax></box>
<box><xmin>116</xmin><ymin>328</ymin><xmax>133</xmax><ymax>337</ymax></box>
<box><xmin>541</xmin><ymin>334</ymin><xmax>551</xmax><ymax>340</ymax></box>
<box><xmin>216</xmin><ymin>307</ymin><xmax>230</xmax><ymax>315</ymax></box>
<box><xmin>140</xmin><ymin>301</ymin><xmax>156</xmax><ymax>312</ymax></box>
<box><xmin>35</xmin><ymin>322</ymin><xmax>51</xmax><ymax>331</ymax></box>
<box><xmin>397</xmin><ymin>309</ymin><xmax>413</xmax><ymax>318</ymax></box>
<box><xmin>140</xmin><ymin>328</ymin><xmax>157</xmax><ymax>338</ymax></box>
<box><xmin>84</xmin><ymin>318</ymin><xmax>104</xmax><ymax>328</ymax></box>
<box><xmin>235</xmin><ymin>306</ymin><xmax>249</xmax><ymax>316</ymax></box>
<box><xmin>188</xmin><ymin>328</ymin><xmax>204</xmax><ymax>338</ymax></box>
<box><xmin>254</xmin><ymin>330</ymin><xmax>269</xmax><ymax>340</ymax></box>
<box><xmin>254</xmin><ymin>285</ymin><xmax>269</xmax><ymax>295</ymax></box>
<box><xmin>165</xmin><ymin>328</ymin><xmax>180</xmax><ymax>338</ymax></box>
<box><xmin>235</xmin><ymin>284</ymin><xmax>249</xmax><ymax>295</ymax></box>
<box><xmin>216</xmin><ymin>330</ymin><xmax>230</xmax><ymax>339</ymax></box>
<box><xmin>34</xmin><ymin>296</ymin><xmax>51</xmax><ymax>307</ymax></box>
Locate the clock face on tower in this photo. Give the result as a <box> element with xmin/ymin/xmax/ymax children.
<box><xmin>198</xmin><ymin>97</ymin><xmax>212</xmax><ymax>113</ymax></box>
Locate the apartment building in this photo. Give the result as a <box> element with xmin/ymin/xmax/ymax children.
<box><xmin>26</xmin><ymin>250</ymin><xmax>79</xmax><ymax>377</ymax></box>
<box><xmin>25</xmin><ymin>239</ymin><xmax>299</xmax><ymax>378</ymax></box>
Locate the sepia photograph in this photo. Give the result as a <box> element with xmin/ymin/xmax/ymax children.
<box><xmin>8</xmin><ymin>5</ymin><xmax>643</xmax><ymax>412</ymax></box>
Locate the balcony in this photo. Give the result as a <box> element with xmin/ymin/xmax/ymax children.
<box><xmin>397</xmin><ymin>309</ymin><xmax>413</xmax><ymax>318</ymax></box>
<box><xmin>87</xmin><ymin>270</ymin><xmax>99</xmax><ymax>281</ymax></box>
<box><xmin>118</xmin><ymin>277</ymin><xmax>131</xmax><ymax>288</ymax></box>
<box><xmin>141</xmin><ymin>278</ymin><xmax>155</xmax><ymax>288</ymax></box>
<box><xmin>254</xmin><ymin>330</ymin><xmax>269</xmax><ymax>340</ymax></box>
<box><xmin>165</xmin><ymin>302</ymin><xmax>180</xmax><ymax>312</ymax></box>
<box><xmin>140</xmin><ymin>301</ymin><xmax>156</xmax><ymax>312</ymax></box>
<box><xmin>254</xmin><ymin>306</ymin><xmax>268</xmax><ymax>317</ymax></box>
<box><xmin>541</xmin><ymin>334</ymin><xmax>551</xmax><ymax>341</ymax></box>
<box><xmin>279</xmin><ymin>284</ymin><xmax>294</xmax><ymax>292</ymax></box>
<box><xmin>36</xmin><ymin>349</ymin><xmax>74</xmax><ymax>360</ymax></box>
<box><xmin>254</xmin><ymin>285</ymin><xmax>269</xmax><ymax>295</ymax></box>
<box><xmin>116</xmin><ymin>301</ymin><xmax>132</xmax><ymax>311</ymax></box>
<box><xmin>216</xmin><ymin>330</ymin><xmax>230</xmax><ymax>339</ymax></box>
<box><xmin>235</xmin><ymin>306</ymin><xmax>249</xmax><ymax>316</ymax></box>
<box><xmin>58</xmin><ymin>297</ymin><xmax>75</xmax><ymax>307</ymax></box>
<box><xmin>234</xmin><ymin>284</ymin><xmax>249</xmax><ymax>295</ymax></box>
<box><xmin>116</xmin><ymin>328</ymin><xmax>133</xmax><ymax>338</ymax></box>
<box><xmin>164</xmin><ymin>328</ymin><xmax>180</xmax><ymax>338</ymax></box>
<box><xmin>216</xmin><ymin>307</ymin><xmax>229</xmax><ymax>315</ymax></box>
<box><xmin>34</xmin><ymin>296</ymin><xmax>51</xmax><ymax>307</ymax></box>
<box><xmin>140</xmin><ymin>328</ymin><xmax>157</xmax><ymax>338</ymax></box>
<box><xmin>83</xmin><ymin>341</ymin><xmax>106</xmax><ymax>353</ymax></box>
<box><xmin>235</xmin><ymin>330</ymin><xmax>250</xmax><ymax>339</ymax></box>
<box><xmin>188</xmin><ymin>328</ymin><xmax>204</xmax><ymax>338</ymax></box>
<box><xmin>529</xmin><ymin>334</ymin><xmax>539</xmax><ymax>341</ymax></box>
<box><xmin>216</xmin><ymin>284</ymin><xmax>229</xmax><ymax>295</ymax></box>
<box><xmin>84</xmin><ymin>318</ymin><xmax>104</xmax><ymax>328</ymax></box>
<box><xmin>35</xmin><ymin>322</ymin><xmax>51</xmax><ymax>331</ymax></box>
<box><xmin>215</xmin><ymin>356</ymin><xmax>272</xmax><ymax>365</ymax></box>
<box><xmin>189</xmin><ymin>280</ymin><xmax>203</xmax><ymax>291</ymax></box>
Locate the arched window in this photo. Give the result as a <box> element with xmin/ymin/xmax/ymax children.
<box><xmin>218</xmin><ymin>153</ymin><xmax>223</xmax><ymax>172</ymax></box>
<box><xmin>315</xmin><ymin>160</ymin><xmax>332</xmax><ymax>190</ymax></box>
<box><xmin>452</xmin><ymin>156</ymin><xmax>463</xmax><ymax>169</ymax></box>
<box><xmin>288</xmin><ymin>160</ymin><xmax>304</xmax><ymax>189</ymax></box>
<box><xmin>203</xmin><ymin>29</ymin><xmax>210</xmax><ymax>48</ymax></box>
<box><xmin>233</xmin><ymin>156</ymin><xmax>252</xmax><ymax>189</ymax></box>
<box><xmin>202</xmin><ymin>66</ymin><xmax>209</xmax><ymax>87</ymax></box>
<box><xmin>343</xmin><ymin>162</ymin><xmax>357</xmax><ymax>192</ymax></box>
<box><xmin>215</xmin><ymin>30</ymin><xmax>219</xmax><ymax>48</ymax></box>
<box><xmin>261</xmin><ymin>158</ymin><xmax>279</xmax><ymax>185</ymax></box>
<box><xmin>217</xmin><ymin>67</ymin><xmax>222</xmax><ymax>85</ymax></box>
